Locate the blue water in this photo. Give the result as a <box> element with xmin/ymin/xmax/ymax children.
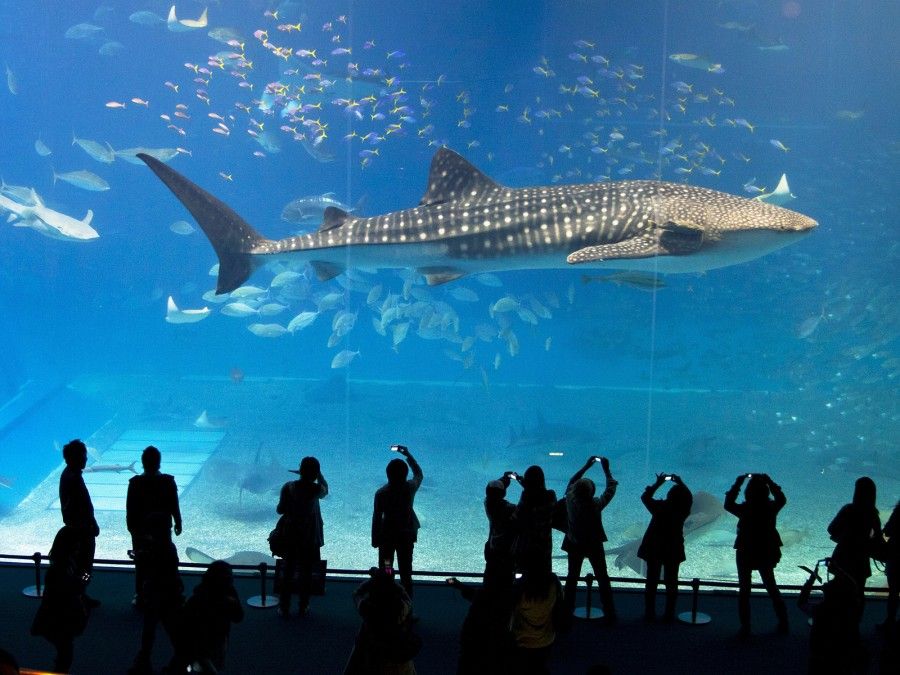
<box><xmin>0</xmin><ymin>1</ymin><xmax>897</xmax><ymax>581</ymax></box>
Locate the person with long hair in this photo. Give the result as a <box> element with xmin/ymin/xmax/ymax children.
<box><xmin>724</xmin><ymin>473</ymin><xmax>788</xmax><ymax>637</ymax></box>
<box><xmin>828</xmin><ymin>476</ymin><xmax>882</xmax><ymax>616</ymax></box>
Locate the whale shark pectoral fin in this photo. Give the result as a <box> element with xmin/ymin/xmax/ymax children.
<box><xmin>567</xmin><ymin>233</ymin><xmax>663</xmax><ymax>264</ymax></box>
<box><xmin>417</xmin><ymin>266</ymin><xmax>466</xmax><ymax>285</ymax></box>
<box><xmin>567</xmin><ymin>222</ymin><xmax>704</xmax><ymax>264</ymax></box>
<box><xmin>310</xmin><ymin>260</ymin><xmax>344</xmax><ymax>281</ymax></box>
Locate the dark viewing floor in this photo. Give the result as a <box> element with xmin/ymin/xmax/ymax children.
<box><xmin>0</xmin><ymin>564</ymin><xmax>892</xmax><ymax>674</ymax></box>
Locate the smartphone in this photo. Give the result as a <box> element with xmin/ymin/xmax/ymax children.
<box><xmin>390</xmin><ymin>445</ymin><xmax>401</xmax><ymax>452</ymax></box>
<box><xmin>514</xmin><ymin>572</ymin><xmax>523</xmax><ymax>580</ymax></box>
<box><xmin>746</xmin><ymin>473</ymin><xmax>753</xmax><ymax>479</ymax></box>
<box><xmin>592</xmin><ymin>456</ymin><xmax>602</xmax><ymax>463</ymax></box>
<box><xmin>664</xmin><ymin>475</ymin><xmax>673</xmax><ymax>481</ymax></box>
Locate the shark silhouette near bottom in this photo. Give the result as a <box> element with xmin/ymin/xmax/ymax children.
<box><xmin>138</xmin><ymin>148</ymin><xmax>817</xmax><ymax>294</ymax></box>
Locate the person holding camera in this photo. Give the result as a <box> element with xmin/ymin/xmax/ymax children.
<box><xmin>372</xmin><ymin>445</ymin><xmax>423</xmax><ymax>598</ymax></box>
<box><xmin>512</xmin><ymin>465</ymin><xmax>557</xmax><ymax>578</ymax></box>
<box><xmin>483</xmin><ymin>473</ymin><xmax>521</xmax><ymax>592</ymax></box>
<box><xmin>637</xmin><ymin>473</ymin><xmax>693</xmax><ymax>622</ymax></box>
<box><xmin>561</xmin><ymin>456</ymin><xmax>618</xmax><ymax>625</ymax></box>
<box><xmin>276</xmin><ymin>455</ymin><xmax>328</xmax><ymax>618</ymax></box>
<box><xmin>724</xmin><ymin>473</ymin><xmax>788</xmax><ymax>637</ymax></box>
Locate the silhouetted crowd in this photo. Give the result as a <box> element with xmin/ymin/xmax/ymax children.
<box><xmin>5</xmin><ymin>439</ymin><xmax>898</xmax><ymax>674</ymax></box>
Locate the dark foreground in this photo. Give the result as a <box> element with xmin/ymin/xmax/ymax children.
<box><xmin>0</xmin><ymin>564</ymin><xmax>892</xmax><ymax>674</ymax></box>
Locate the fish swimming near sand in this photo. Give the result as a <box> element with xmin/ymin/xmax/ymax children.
<box><xmin>83</xmin><ymin>460</ymin><xmax>137</xmax><ymax>473</ymax></box>
<box><xmin>137</xmin><ymin>147</ymin><xmax>817</xmax><ymax>295</ymax></box>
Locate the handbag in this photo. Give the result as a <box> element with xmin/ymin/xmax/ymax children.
<box><xmin>268</xmin><ymin>515</ymin><xmax>289</xmax><ymax>558</ymax></box>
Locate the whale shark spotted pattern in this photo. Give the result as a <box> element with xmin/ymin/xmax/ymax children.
<box><xmin>138</xmin><ymin>148</ymin><xmax>817</xmax><ymax>294</ymax></box>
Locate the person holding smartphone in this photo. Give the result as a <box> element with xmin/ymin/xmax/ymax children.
<box><xmin>561</xmin><ymin>455</ymin><xmax>618</xmax><ymax>626</ymax></box>
<box><xmin>637</xmin><ymin>473</ymin><xmax>693</xmax><ymax>622</ymax></box>
<box><xmin>372</xmin><ymin>445</ymin><xmax>423</xmax><ymax>598</ymax></box>
<box><xmin>724</xmin><ymin>473</ymin><xmax>788</xmax><ymax>637</ymax></box>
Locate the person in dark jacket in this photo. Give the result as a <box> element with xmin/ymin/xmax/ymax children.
<box><xmin>128</xmin><ymin>512</ymin><xmax>184</xmax><ymax>674</ymax></box>
<box><xmin>724</xmin><ymin>473</ymin><xmax>788</xmax><ymax>637</ymax></box>
<box><xmin>448</xmin><ymin>575</ymin><xmax>514</xmax><ymax>675</ymax></box>
<box><xmin>372</xmin><ymin>445</ymin><xmax>423</xmax><ymax>598</ymax></box>
<box><xmin>344</xmin><ymin>566</ymin><xmax>420</xmax><ymax>675</ymax></box>
<box><xmin>276</xmin><ymin>455</ymin><xmax>328</xmax><ymax>617</ymax></box>
<box><xmin>170</xmin><ymin>560</ymin><xmax>244</xmax><ymax>674</ymax></box>
<box><xmin>483</xmin><ymin>474</ymin><xmax>520</xmax><ymax>592</ymax></box>
<box><xmin>30</xmin><ymin>526</ymin><xmax>90</xmax><ymax>673</ymax></box>
<box><xmin>882</xmin><ymin>501</ymin><xmax>899</xmax><ymax>627</ymax></box>
<box><xmin>126</xmin><ymin>445</ymin><xmax>183</xmax><ymax>607</ymax></box>
<box><xmin>828</xmin><ymin>476</ymin><xmax>882</xmax><ymax>620</ymax></box>
<box><xmin>59</xmin><ymin>439</ymin><xmax>100</xmax><ymax>607</ymax></box>
<box><xmin>638</xmin><ymin>473</ymin><xmax>693</xmax><ymax>622</ymax></box>
<box><xmin>561</xmin><ymin>456</ymin><xmax>617</xmax><ymax>624</ymax></box>
<box><xmin>512</xmin><ymin>465</ymin><xmax>557</xmax><ymax>577</ymax></box>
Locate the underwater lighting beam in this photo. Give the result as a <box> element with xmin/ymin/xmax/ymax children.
<box><xmin>643</xmin><ymin>0</ymin><xmax>672</xmax><ymax>475</ymax></box>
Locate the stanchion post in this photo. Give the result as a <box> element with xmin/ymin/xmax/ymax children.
<box><xmin>247</xmin><ymin>561</ymin><xmax>276</xmax><ymax>609</ymax></box>
<box><xmin>22</xmin><ymin>552</ymin><xmax>44</xmax><ymax>598</ymax></box>
<box><xmin>677</xmin><ymin>577</ymin><xmax>711</xmax><ymax>625</ymax></box>
<box><xmin>574</xmin><ymin>573</ymin><xmax>603</xmax><ymax>620</ymax></box>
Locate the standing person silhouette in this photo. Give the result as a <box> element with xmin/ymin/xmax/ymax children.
<box><xmin>724</xmin><ymin>473</ymin><xmax>789</xmax><ymax>637</ymax></box>
<box><xmin>276</xmin><ymin>455</ymin><xmax>328</xmax><ymax>617</ymax></box>
<box><xmin>828</xmin><ymin>476</ymin><xmax>882</xmax><ymax>618</ymax></box>
<box><xmin>562</xmin><ymin>456</ymin><xmax>618</xmax><ymax>625</ymax></box>
<box><xmin>30</xmin><ymin>526</ymin><xmax>90</xmax><ymax>673</ymax></box>
<box><xmin>637</xmin><ymin>473</ymin><xmax>693</xmax><ymax>622</ymax></box>
<box><xmin>882</xmin><ymin>501</ymin><xmax>900</xmax><ymax>628</ymax></box>
<box><xmin>59</xmin><ymin>439</ymin><xmax>100</xmax><ymax>608</ymax></box>
<box><xmin>126</xmin><ymin>445</ymin><xmax>182</xmax><ymax>608</ymax></box>
<box><xmin>483</xmin><ymin>473</ymin><xmax>520</xmax><ymax>592</ymax></box>
<box><xmin>372</xmin><ymin>445</ymin><xmax>423</xmax><ymax>598</ymax></box>
<box><xmin>512</xmin><ymin>465</ymin><xmax>557</xmax><ymax>578</ymax></box>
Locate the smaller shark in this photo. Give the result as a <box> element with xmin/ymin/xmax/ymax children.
<box><xmin>0</xmin><ymin>191</ymin><xmax>98</xmax><ymax>241</ymax></box>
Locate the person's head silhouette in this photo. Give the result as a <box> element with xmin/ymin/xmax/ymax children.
<box><xmin>62</xmin><ymin>439</ymin><xmax>88</xmax><ymax>470</ymax></box>
<box><xmin>142</xmin><ymin>445</ymin><xmax>161</xmax><ymax>472</ymax></box>
<box><xmin>852</xmin><ymin>476</ymin><xmax>876</xmax><ymax>511</ymax></box>
<box><xmin>386</xmin><ymin>458</ymin><xmax>409</xmax><ymax>486</ymax></box>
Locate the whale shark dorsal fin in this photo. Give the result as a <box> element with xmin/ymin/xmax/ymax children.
<box><xmin>320</xmin><ymin>206</ymin><xmax>347</xmax><ymax>232</ymax></box>
<box><xmin>420</xmin><ymin>147</ymin><xmax>501</xmax><ymax>207</ymax></box>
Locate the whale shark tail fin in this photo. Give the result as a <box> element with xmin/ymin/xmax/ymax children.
<box><xmin>138</xmin><ymin>153</ymin><xmax>266</xmax><ymax>294</ymax></box>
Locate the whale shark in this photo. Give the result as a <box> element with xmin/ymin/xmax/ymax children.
<box><xmin>138</xmin><ymin>148</ymin><xmax>817</xmax><ymax>294</ymax></box>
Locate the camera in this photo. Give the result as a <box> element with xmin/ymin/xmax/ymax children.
<box><xmin>663</xmin><ymin>475</ymin><xmax>673</xmax><ymax>481</ymax></box>
<box><xmin>390</xmin><ymin>444</ymin><xmax>405</xmax><ymax>453</ymax></box>
<box><xmin>505</xmin><ymin>471</ymin><xmax>519</xmax><ymax>481</ymax></box>
<box><xmin>746</xmin><ymin>473</ymin><xmax>753</xmax><ymax>479</ymax></box>
<box><xmin>592</xmin><ymin>456</ymin><xmax>602</xmax><ymax>463</ymax></box>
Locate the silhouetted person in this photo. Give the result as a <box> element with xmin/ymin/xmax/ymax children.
<box><xmin>171</xmin><ymin>560</ymin><xmax>243</xmax><ymax>674</ymax></box>
<box><xmin>127</xmin><ymin>445</ymin><xmax>183</xmax><ymax>608</ymax></box>
<box><xmin>276</xmin><ymin>455</ymin><xmax>328</xmax><ymax>617</ymax></box>
<box><xmin>562</xmin><ymin>456</ymin><xmax>617</xmax><ymax>624</ymax></box>
<box><xmin>447</xmin><ymin>576</ymin><xmax>514</xmax><ymax>675</ymax></box>
<box><xmin>0</xmin><ymin>648</ymin><xmax>19</xmax><ymax>675</ymax></box>
<box><xmin>59</xmin><ymin>439</ymin><xmax>100</xmax><ymax>607</ymax></box>
<box><xmin>638</xmin><ymin>473</ymin><xmax>693</xmax><ymax>622</ymax></box>
<box><xmin>512</xmin><ymin>465</ymin><xmax>556</xmax><ymax>576</ymax></box>
<box><xmin>724</xmin><ymin>473</ymin><xmax>788</xmax><ymax>637</ymax></box>
<box><xmin>798</xmin><ymin>558</ymin><xmax>866</xmax><ymax>674</ymax></box>
<box><xmin>129</xmin><ymin>512</ymin><xmax>184</xmax><ymax>675</ymax></box>
<box><xmin>30</xmin><ymin>526</ymin><xmax>90</xmax><ymax>673</ymax></box>
<box><xmin>510</xmin><ymin>569</ymin><xmax>564</xmax><ymax>675</ymax></box>
<box><xmin>828</xmin><ymin>476</ymin><xmax>882</xmax><ymax>617</ymax></box>
<box><xmin>483</xmin><ymin>474</ymin><xmax>519</xmax><ymax>592</ymax></box>
<box><xmin>882</xmin><ymin>501</ymin><xmax>899</xmax><ymax>627</ymax></box>
<box><xmin>344</xmin><ymin>566</ymin><xmax>420</xmax><ymax>675</ymax></box>
<box><xmin>372</xmin><ymin>445</ymin><xmax>423</xmax><ymax>598</ymax></box>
